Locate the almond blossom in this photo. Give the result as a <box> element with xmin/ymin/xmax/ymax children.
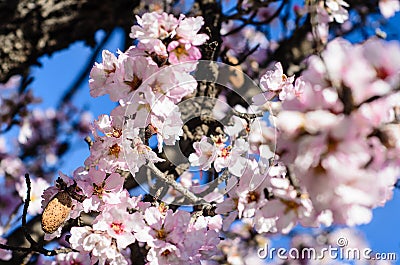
<box><xmin>253</xmin><ymin>62</ymin><xmax>302</xmax><ymax>104</ymax></box>
<box><xmin>269</xmin><ymin>38</ymin><xmax>400</xmax><ymax>226</ymax></box>
<box><xmin>188</xmin><ymin>136</ymin><xmax>217</xmax><ymax>171</ymax></box>
<box><xmin>69</xmin><ymin>226</ymin><xmax>129</xmax><ymax>265</ymax></box>
<box><xmin>136</xmin><ymin>206</ymin><xmax>221</xmax><ymax>264</ymax></box>
<box><xmin>167</xmin><ymin>16</ymin><xmax>209</xmax><ymax>64</ymax></box>
<box><xmin>93</xmin><ymin>206</ymin><xmax>144</xmax><ymax>249</ymax></box>
<box><xmin>77</xmin><ymin>168</ymin><xmax>124</xmax><ymax>212</ymax></box>
<box><xmin>130</xmin><ymin>12</ymin><xmax>179</xmax><ymax>56</ymax></box>
<box><xmin>89</xmin><ymin>49</ymin><xmax>158</xmax><ymax>102</ymax></box>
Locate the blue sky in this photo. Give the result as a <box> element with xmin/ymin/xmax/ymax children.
<box><xmin>28</xmin><ymin>15</ymin><xmax>400</xmax><ymax>261</ymax></box>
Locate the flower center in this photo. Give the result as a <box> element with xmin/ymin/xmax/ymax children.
<box><xmin>125</xmin><ymin>74</ymin><xmax>142</xmax><ymax>92</ymax></box>
<box><xmin>220</xmin><ymin>146</ymin><xmax>231</xmax><ymax>158</ymax></box>
<box><xmin>93</xmin><ymin>182</ymin><xmax>105</xmax><ymax>198</ymax></box>
<box><xmin>246</xmin><ymin>191</ymin><xmax>260</xmax><ymax>203</ymax></box>
<box><xmin>109</xmin><ymin>143</ymin><xmax>121</xmax><ymax>158</ymax></box>
<box><xmin>161</xmin><ymin>249</ymin><xmax>171</xmax><ymax>256</ymax></box>
<box><xmin>112</xmin><ymin>128</ymin><xmax>122</xmax><ymax>138</ymax></box>
<box><xmin>104</xmin><ymin>63</ymin><xmax>116</xmax><ymax>75</ymax></box>
<box><xmin>110</xmin><ymin>222</ymin><xmax>124</xmax><ymax>235</ymax></box>
<box><xmin>156</xmin><ymin>228</ymin><xmax>167</xmax><ymax>240</ymax></box>
<box><xmin>175</xmin><ymin>45</ymin><xmax>189</xmax><ymax>58</ymax></box>
<box><xmin>376</xmin><ymin>67</ymin><xmax>390</xmax><ymax>80</ymax></box>
<box><xmin>281</xmin><ymin>199</ymin><xmax>300</xmax><ymax>214</ymax></box>
<box><xmin>211</xmin><ymin>134</ymin><xmax>228</xmax><ymax>147</ymax></box>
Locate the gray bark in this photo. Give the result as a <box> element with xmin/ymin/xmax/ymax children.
<box><xmin>0</xmin><ymin>0</ymin><xmax>139</xmax><ymax>83</ymax></box>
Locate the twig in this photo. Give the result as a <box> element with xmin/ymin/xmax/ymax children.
<box><xmin>231</xmin><ymin>109</ymin><xmax>263</xmax><ymax>122</ymax></box>
<box><xmin>22</xmin><ymin>174</ymin><xmax>36</xmax><ymax>246</ymax></box>
<box><xmin>147</xmin><ymin>162</ymin><xmax>208</xmax><ymax>205</ymax></box>
<box><xmin>222</xmin><ymin>12</ymin><xmax>257</xmax><ymax>37</ymax></box>
<box><xmin>0</xmin><ymin>174</ymin><xmax>74</xmax><ymax>257</ymax></box>
<box><xmin>222</xmin><ymin>0</ymin><xmax>288</xmax><ymax>37</ymax></box>
<box><xmin>224</xmin><ymin>43</ymin><xmax>261</xmax><ymax>66</ymax></box>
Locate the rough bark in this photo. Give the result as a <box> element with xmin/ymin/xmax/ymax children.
<box><xmin>0</xmin><ymin>0</ymin><xmax>140</xmax><ymax>83</ymax></box>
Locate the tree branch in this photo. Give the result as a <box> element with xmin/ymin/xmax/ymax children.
<box><xmin>147</xmin><ymin>162</ymin><xmax>208</xmax><ymax>205</ymax></box>
<box><xmin>0</xmin><ymin>0</ymin><xmax>140</xmax><ymax>82</ymax></box>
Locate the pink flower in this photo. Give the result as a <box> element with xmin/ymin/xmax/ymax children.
<box><xmin>89</xmin><ymin>50</ymin><xmax>119</xmax><ymax>98</ymax></box>
<box><xmin>130</xmin><ymin>12</ymin><xmax>179</xmax><ymax>56</ymax></box>
<box><xmin>69</xmin><ymin>226</ymin><xmax>125</xmax><ymax>265</ymax></box>
<box><xmin>147</xmin><ymin>243</ymin><xmax>182</xmax><ymax>265</ymax></box>
<box><xmin>176</xmin><ymin>16</ymin><xmax>209</xmax><ymax>45</ymax></box>
<box><xmin>216</xmin><ymin>159</ymin><xmax>270</xmax><ymax>231</ymax></box>
<box><xmin>93</xmin><ymin>207</ymin><xmax>144</xmax><ymax>249</ymax></box>
<box><xmin>85</xmin><ymin>111</ymin><xmax>131</xmax><ymax>172</ymax></box>
<box><xmin>254</xmin><ymin>62</ymin><xmax>297</xmax><ymax>104</ymax></box>
<box><xmin>90</xmin><ymin>49</ymin><xmax>159</xmax><ymax>103</ymax></box>
<box><xmin>166</xmin><ymin>15</ymin><xmax>208</xmax><ymax>64</ymax></box>
<box><xmin>261</xmin><ymin>178</ymin><xmax>314</xmax><ymax>234</ymax></box>
<box><xmin>213</xmin><ymin>138</ymin><xmax>249</xmax><ymax>176</ymax></box>
<box><xmin>142</xmin><ymin>207</ymin><xmax>190</xmax><ymax>248</ymax></box>
<box><xmin>152</xmin><ymin>110</ymin><xmax>183</xmax><ymax>152</ymax></box>
<box><xmin>113</xmin><ymin>54</ymin><xmax>159</xmax><ymax>102</ymax></box>
<box><xmin>146</xmin><ymin>65</ymin><xmax>197</xmax><ymax>104</ymax></box>
<box><xmin>167</xmin><ymin>41</ymin><xmax>202</xmax><ymax>64</ymax></box>
<box><xmin>236</xmin><ymin>161</ymin><xmax>268</xmax><ymax>218</ymax></box>
<box><xmin>189</xmin><ymin>136</ymin><xmax>217</xmax><ymax>171</ymax></box>
<box><xmin>122</xmin><ymin>125</ymin><xmax>165</xmax><ymax>175</ymax></box>
<box><xmin>130</xmin><ymin>12</ymin><xmax>178</xmax><ymax>41</ymax></box>
<box><xmin>77</xmin><ymin>168</ymin><xmax>124</xmax><ymax>212</ymax></box>
<box><xmin>138</xmin><ymin>206</ymin><xmax>221</xmax><ymax>264</ymax></box>
<box><xmin>362</xmin><ymin>38</ymin><xmax>400</xmax><ymax>88</ymax></box>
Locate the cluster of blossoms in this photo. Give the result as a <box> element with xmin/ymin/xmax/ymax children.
<box><xmin>68</xmin><ymin>199</ymin><xmax>221</xmax><ymax>265</ymax></box>
<box><xmin>1</xmin><ymin>1</ymin><xmax>399</xmax><ymax>263</ymax></box>
<box><xmin>255</xmin><ymin>37</ymin><xmax>400</xmax><ymax>226</ymax></box>
<box><xmin>88</xmin><ymin>11</ymin><xmax>210</xmax><ymax>177</ymax></box>
<box><xmin>184</xmin><ymin>36</ymin><xmax>400</xmax><ymax>247</ymax></box>
<box><xmin>306</xmin><ymin>0</ymin><xmax>399</xmax><ymax>43</ymax></box>
<box><xmin>37</xmin><ymin>11</ymin><xmax>225</xmax><ymax>265</ymax></box>
<box><xmin>42</xmin><ymin>169</ymin><xmax>221</xmax><ymax>264</ymax></box>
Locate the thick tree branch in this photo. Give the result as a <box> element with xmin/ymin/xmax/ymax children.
<box><xmin>0</xmin><ymin>0</ymin><xmax>140</xmax><ymax>82</ymax></box>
